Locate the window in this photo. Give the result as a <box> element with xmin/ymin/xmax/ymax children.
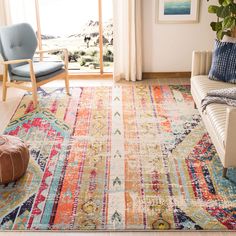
<box><xmin>9</xmin><ymin>0</ymin><xmax>113</xmax><ymax>75</ymax></box>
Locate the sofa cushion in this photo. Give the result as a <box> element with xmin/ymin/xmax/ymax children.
<box><xmin>11</xmin><ymin>61</ymin><xmax>64</xmax><ymax>77</ymax></box>
<box><xmin>191</xmin><ymin>75</ymin><xmax>236</xmax><ymax>144</ymax></box>
<box><xmin>209</xmin><ymin>40</ymin><xmax>236</xmax><ymax>84</ymax></box>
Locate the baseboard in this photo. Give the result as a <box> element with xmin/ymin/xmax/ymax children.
<box><xmin>142</xmin><ymin>72</ymin><xmax>191</xmax><ymax>79</ymax></box>
<box><xmin>70</xmin><ymin>72</ymin><xmax>191</xmax><ymax>79</ymax></box>
<box><xmin>68</xmin><ymin>73</ymin><xmax>112</xmax><ymax>79</ymax></box>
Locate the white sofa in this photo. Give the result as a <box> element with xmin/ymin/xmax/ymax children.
<box><xmin>191</xmin><ymin>51</ymin><xmax>236</xmax><ymax>177</ymax></box>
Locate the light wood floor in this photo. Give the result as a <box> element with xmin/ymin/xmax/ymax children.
<box><xmin>0</xmin><ymin>78</ymin><xmax>234</xmax><ymax>236</ymax></box>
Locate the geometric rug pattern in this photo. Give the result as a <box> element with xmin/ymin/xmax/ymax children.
<box><xmin>1</xmin><ymin>85</ymin><xmax>236</xmax><ymax>231</ymax></box>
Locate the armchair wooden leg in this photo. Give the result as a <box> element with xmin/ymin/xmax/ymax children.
<box><xmin>65</xmin><ymin>74</ymin><xmax>70</xmax><ymax>95</ymax></box>
<box><xmin>2</xmin><ymin>82</ymin><xmax>7</xmax><ymax>102</ymax></box>
<box><xmin>32</xmin><ymin>83</ymin><xmax>38</xmax><ymax>108</ymax></box>
<box><xmin>2</xmin><ymin>65</ymin><xmax>8</xmax><ymax>101</ymax></box>
<box><xmin>223</xmin><ymin>168</ymin><xmax>228</xmax><ymax>178</ymax></box>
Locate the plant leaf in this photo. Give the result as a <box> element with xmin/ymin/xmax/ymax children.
<box><xmin>210</xmin><ymin>21</ymin><xmax>223</xmax><ymax>31</ymax></box>
<box><xmin>230</xmin><ymin>3</ymin><xmax>236</xmax><ymax>14</ymax></box>
<box><xmin>217</xmin><ymin>5</ymin><xmax>231</xmax><ymax>18</ymax></box>
<box><xmin>222</xmin><ymin>0</ymin><xmax>233</xmax><ymax>7</ymax></box>
<box><xmin>222</xmin><ymin>16</ymin><xmax>235</xmax><ymax>29</ymax></box>
<box><xmin>217</xmin><ymin>30</ymin><xmax>224</xmax><ymax>40</ymax></box>
<box><xmin>208</xmin><ymin>5</ymin><xmax>219</xmax><ymax>13</ymax></box>
<box><xmin>218</xmin><ymin>0</ymin><xmax>224</xmax><ymax>5</ymax></box>
<box><xmin>230</xmin><ymin>18</ymin><xmax>236</xmax><ymax>29</ymax></box>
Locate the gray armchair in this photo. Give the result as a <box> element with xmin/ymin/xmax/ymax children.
<box><xmin>0</xmin><ymin>23</ymin><xmax>70</xmax><ymax>107</ymax></box>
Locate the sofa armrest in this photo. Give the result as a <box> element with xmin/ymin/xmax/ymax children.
<box><xmin>224</xmin><ymin>107</ymin><xmax>236</xmax><ymax>167</ymax></box>
<box><xmin>191</xmin><ymin>51</ymin><xmax>212</xmax><ymax>77</ymax></box>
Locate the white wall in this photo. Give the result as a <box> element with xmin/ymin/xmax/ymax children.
<box><xmin>142</xmin><ymin>0</ymin><xmax>217</xmax><ymax>72</ymax></box>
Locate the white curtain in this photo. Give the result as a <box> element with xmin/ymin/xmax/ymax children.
<box><xmin>113</xmin><ymin>0</ymin><xmax>143</xmax><ymax>82</ymax></box>
<box><xmin>0</xmin><ymin>0</ymin><xmax>37</xmax><ymax>28</ymax></box>
<box><xmin>0</xmin><ymin>0</ymin><xmax>11</xmax><ymax>26</ymax></box>
<box><xmin>0</xmin><ymin>0</ymin><xmax>10</xmax><ymax>74</ymax></box>
<box><xmin>7</xmin><ymin>0</ymin><xmax>37</xmax><ymax>28</ymax></box>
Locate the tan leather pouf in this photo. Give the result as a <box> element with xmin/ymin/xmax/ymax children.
<box><xmin>0</xmin><ymin>135</ymin><xmax>30</xmax><ymax>184</ymax></box>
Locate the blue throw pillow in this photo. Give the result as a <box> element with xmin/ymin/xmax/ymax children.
<box><xmin>209</xmin><ymin>39</ymin><xmax>236</xmax><ymax>84</ymax></box>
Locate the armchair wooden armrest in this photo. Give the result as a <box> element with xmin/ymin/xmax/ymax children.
<box><xmin>0</xmin><ymin>58</ymin><xmax>32</xmax><ymax>65</ymax></box>
<box><xmin>35</xmin><ymin>48</ymin><xmax>68</xmax><ymax>54</ymax></box>
<box><xmin>1</xmin><ymin>58</ymin><xmax>36</xmax><ymax>84</ymax></box>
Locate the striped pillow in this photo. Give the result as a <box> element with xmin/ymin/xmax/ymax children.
<box><xmin>209</xmin><ymin>40</ymin><xmax>236</xmax><ymax>84</ymax></box>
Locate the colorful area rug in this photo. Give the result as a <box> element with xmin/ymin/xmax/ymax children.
<box><xmin>1</xmin><ymin>85</ymin><xmax>236</xmax><ymax>231</ymax></box>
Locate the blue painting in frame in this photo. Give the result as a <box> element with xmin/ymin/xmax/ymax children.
<box><xmin>156</xmin><ymin>0</ymin><xmax>199</xmax><ymax>23</ymax></box>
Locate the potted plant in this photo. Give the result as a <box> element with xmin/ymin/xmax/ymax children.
<box><xmin>208</xmin><ymin>0</ymin><xmax>236</xmax><ymax>39</ymax></box>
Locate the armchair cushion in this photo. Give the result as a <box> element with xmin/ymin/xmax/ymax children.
<box><xmin>11</xmin><ymin>61</ymin><xmax>64</xmax><ymax>77</ymax></box>
<box><xmin>11</xmin><ymin>69</ymin><xmax>66</xmax><ymax>83</ymax></box>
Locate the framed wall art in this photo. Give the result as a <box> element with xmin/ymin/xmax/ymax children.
<box><xmin>156</xmin><ymin>0</ymin><xmax>200</xmax><ymax>23</ymax></box>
